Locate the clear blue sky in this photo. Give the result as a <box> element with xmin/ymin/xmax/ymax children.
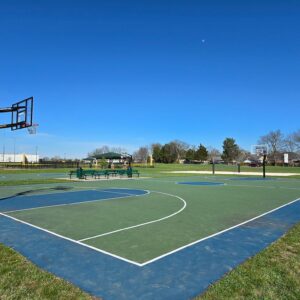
<box><xmin>1</xmin><ymin>0</ymin><xmax>299</xmax><ymax>158</ymax></box>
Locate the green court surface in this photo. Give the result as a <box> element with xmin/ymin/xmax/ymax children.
<box><xmin>2</xmin><ymin>175</ymin><xmax>300</xmax><ymax>265</ymax></box>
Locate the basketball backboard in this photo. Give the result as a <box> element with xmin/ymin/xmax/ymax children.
<box><xmin>11</xmin><ymin>97</ymin><xmax>33</xmax><ymax>130</ymax></box>
<box><xmin>0</xmin><ymin>97</ymin><xmax>34</xmax><ymax>130</ymax></box>
<box><xmin>251</xmin><ymin>145</ymin><xmax>268</xmax><ymax>156</ymax></box>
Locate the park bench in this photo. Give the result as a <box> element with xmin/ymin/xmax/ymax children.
<box><xmin>106</xmin><ymin>170</ymin><xmax>118</xmax><ymax>177</ymax></box>
<box><xmin>132</xmin><ymin>169</ymin><xmax>140</xmax><ymax>177</ymax></box>
<box><xmin>68</xmin><ymin>169</ymin><xmax>95</xmax><ymax>179</ymax></box>
<box><xmin>126</xmin><ymin>168</ymin><xmax>140</xmax><ymax>178</ymax></box>
<box><xmin>68</xmin><ymin>170</ymin><xmax>78</xmax><ymax>179</ymax></box>
<box><xmin>93</xmin><ymin>170</ymin><xmax>109</xmax><ymax>179</ymax></box>
<box><xmin>68</xmin><ymin>168</ymin><xmax>140</xmax><ymax>179</ymax></box>
<box><xmin>80</xmin><ymin>169</ymin><xmax>96</xmax><ymax>179</ymax></box>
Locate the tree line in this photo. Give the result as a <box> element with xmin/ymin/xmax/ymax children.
<box><xmin>88</xmin><ymin>129</ymin><xmax>300</xmax><ymax>164</ymax></box>
<box><xmin>135</xmin><ymin>138</ymin><xmax>243</xmax><ymax>164</ymax></box>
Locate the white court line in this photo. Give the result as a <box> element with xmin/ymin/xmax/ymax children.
<box><xmin>0</xmin><ymin>211</ymin><xmax>142</xmax><ymax>267</ymax></box>
<box><xmin>3</xmin><ymin>190</ymin><xmax>150</xmax><ymax>214</ymax></box>
<box><xmin>78</xmin><ymin>191</ymin><xmax>187</xmax><ymax>242</ymax></box>
<box><xmin>138</xmin><ymin>197</ymin><xmax>300</xmax><ymax>266</ymax></box>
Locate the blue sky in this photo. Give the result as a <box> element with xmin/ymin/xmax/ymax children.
<box><xmin>1</xmin><ymin>0</ymin><xmax>299</xmax><ymax>158</ymax></box>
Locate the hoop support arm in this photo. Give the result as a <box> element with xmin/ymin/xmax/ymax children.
<box><xmin>0</xmin><ymin>121</ymin><xmax>26</xmax><ymax>129</ymax></box>
<box><xmin>0</xmin><ymin>106</ymin><xmax>26</xmax><ymax>113</ymax></box>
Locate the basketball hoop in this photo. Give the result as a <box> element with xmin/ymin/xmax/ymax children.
<box><xmin>27</xmin><ymin>123</ymin><xmax>39</xmax><ymax>135</ymax></box>
<box><xmin>251</xmin><ymin>145</ymin><xmax>268</xmax><ymax>156</ymax></box>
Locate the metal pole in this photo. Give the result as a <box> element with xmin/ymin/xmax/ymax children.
<box><xmin>263</xmin><ymin>154</ymin><xmax>266</xmax><ymax>178</ymax></box>
<box><xmin>212</xmin><ymin>160</ymin><xmax>215</xmax><ymax>175</ymax></box>
<box><xmin>13</xmin><ymin>138</ymin><xmax>16</xmax><ymax>162</ymax></box>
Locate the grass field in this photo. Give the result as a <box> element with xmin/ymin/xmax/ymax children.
<box><xmin>0</xmin><ymin>164</ymin><xmax>300</xmax><ymax>299</ymax></box>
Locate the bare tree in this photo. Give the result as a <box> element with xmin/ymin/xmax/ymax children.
<box><xmin>88</xmin><ymin>145</ymin><xmax>127</xmax><ymax>157</ymax></box>
<box><xmin>292</xmin><ymin>130</ymin><xmax>300</xmax><ymax>152</ymax></box>
<box><xmin>88</xmin><ymin>146</ymin><xmax>109</xmax><ymax>156</ymax></box>
<box><xmin>133</xmin><ymin>146</ymin><xmax>149</xmax><ymax>163</ymax></box>
<box><xmin>51</xmin><ymin>155</ymin><xmax>62</xmax><ymax>161</ymax></box>
<box><xmin>236</xmin><ymin>148</ymin><xmax>251</xmax><ymax>163</ymax></box>
<box><xmin>258</xmin><ymin>130</ymin><xmax>284</xmax><ymax>165</ymax></box>
<box><xmin>207</xmin><ymin>147</ymin><xmax>221</xmax><ymax>162</ymax></box>
<box><xmin>284</xmin><ymin>134</ymin><xmax>297</xmax><ymax>152</ymax></box>
<box><xmin>169</xmin><ymin>140</ymin><xmax>189</xmax><ymax>162</ymax></box>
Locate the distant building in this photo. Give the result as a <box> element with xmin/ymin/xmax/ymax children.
<box><xmin>1</xmin><ymin>153</ymin><xmax>39</xmax><ymax>163</ymax></box>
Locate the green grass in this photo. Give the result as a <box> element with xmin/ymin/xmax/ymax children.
<box><xmin>0</xmin><ymin>179</ymin><xmax>70</xmax><ymax>186</ymax></box>
<box><xmin>148</xmin><ymin>163</ymin><xmax>300</xmax><ymax>173</ymax></box>
<box><xmin>0</xmin><ymin>164</ymin><xmax>299</xmax><ymax>184</ymax></box>
<box><xmin>196</xmin><ymin>222</ymin><xmax>300</xmax><ymax>300</ymax></box>
<box><xmin>0</xmin><ymin>243</ymin><xmax>97</xmax><ymax>300</ymax></box>
<box><xmin>0</xmin><ymin>168</ymin><xmax>71</xmax><ymax>174</ymax></box>
<box><xmin>1</xmin><ymin>163</ymin><xmax>300</xmax><ymax>175</ymax></box>
<box><xmin>136</xmin><ymin>163</ymin><xmax>300</xmax><ymax>179</ymax></box>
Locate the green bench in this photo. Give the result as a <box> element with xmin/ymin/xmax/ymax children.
<box><xmin>68</xmin><ymin>169</ymin><xmax>95</xmax><ymax>179</ymax></box>
<box><xmin>68</xmin><ymin>168</ymin><xmax>140</xmax><ymax>179</ymax></box>
<box><xmin>116</xmin><ymin>169</ymin><xmax>127</xmax><ymax>176</ymax></box>
<box><xmin>132</xmin><ymin>169</ymin><xmax>140</xmax><ymax>177</ymax></box>
<box><xmin>110</xmin><ymin>169</ymin><xmax>139</xmax><ymax>178</ymax></box>
<box><xmin>125</xmin><ymin>168</ymin><xmax>140</xmax><ymax>178</ymax></box>
<box><xmin>93</xmin><ymin>170</ymin><xmax>109</xmax><ymax>179</ymax></box>
<box><xmin>68</xmin><ymin>170</ymin><xmax>78</xmax><ymax>179</ymax></box>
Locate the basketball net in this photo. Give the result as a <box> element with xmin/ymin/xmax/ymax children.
<box><xmin>27</xmin><ymin>124</ymin><xmax>38</xmax><ymax>135</ymax></box>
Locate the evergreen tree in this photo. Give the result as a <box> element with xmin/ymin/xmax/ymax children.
<box><xmin>185</xmin><ymin>148</ymin><xmax>196</xmax><ymax>162</ymax></box>
<box><xmin>152</xmin><ymin>144</ymin><xmax>162</xmax><ymax>163</ymax></box>
<box><xmin>161</xmin><ymin>143</ymin><xmax>177</xmax><ymax>163</ymax></box>
<box><xmin>221</xmin><ymin>138</ymin><xmax>239</xmax><ymax>163</ymax></box>
<box><xmin>195</xmin><ymin>144</ymin><xmax>208</xmax><ymax>162</ymax></box>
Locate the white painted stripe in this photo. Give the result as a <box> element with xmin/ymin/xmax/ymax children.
<box><xmin>0</xmin><ymin>211</ymin><xmax>143</xmax><ymax>267</ymax></box>
<box><xmin>138</xmin><ymin>197</ymin><xmax>300</xmax><ymax>266</ymax></box>
<box><xmin>78</xmin><ymin>191</ymin><xmax>187</xmax><ymax>242</ymax></box>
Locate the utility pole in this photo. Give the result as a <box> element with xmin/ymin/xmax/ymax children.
<box><xmin>35</xmin><ymin>146</ymin><xmax>38</xmax><ymax>163</ymax></box>
<box><xmin>2</xmin><ymin>144</ymin><xmax>5</xmax><ymax>162</ymax></box>
<box><xmin>13</xmin><ymin>138</ymin><xmax>16</xmax><ymax>162</ymax></box>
